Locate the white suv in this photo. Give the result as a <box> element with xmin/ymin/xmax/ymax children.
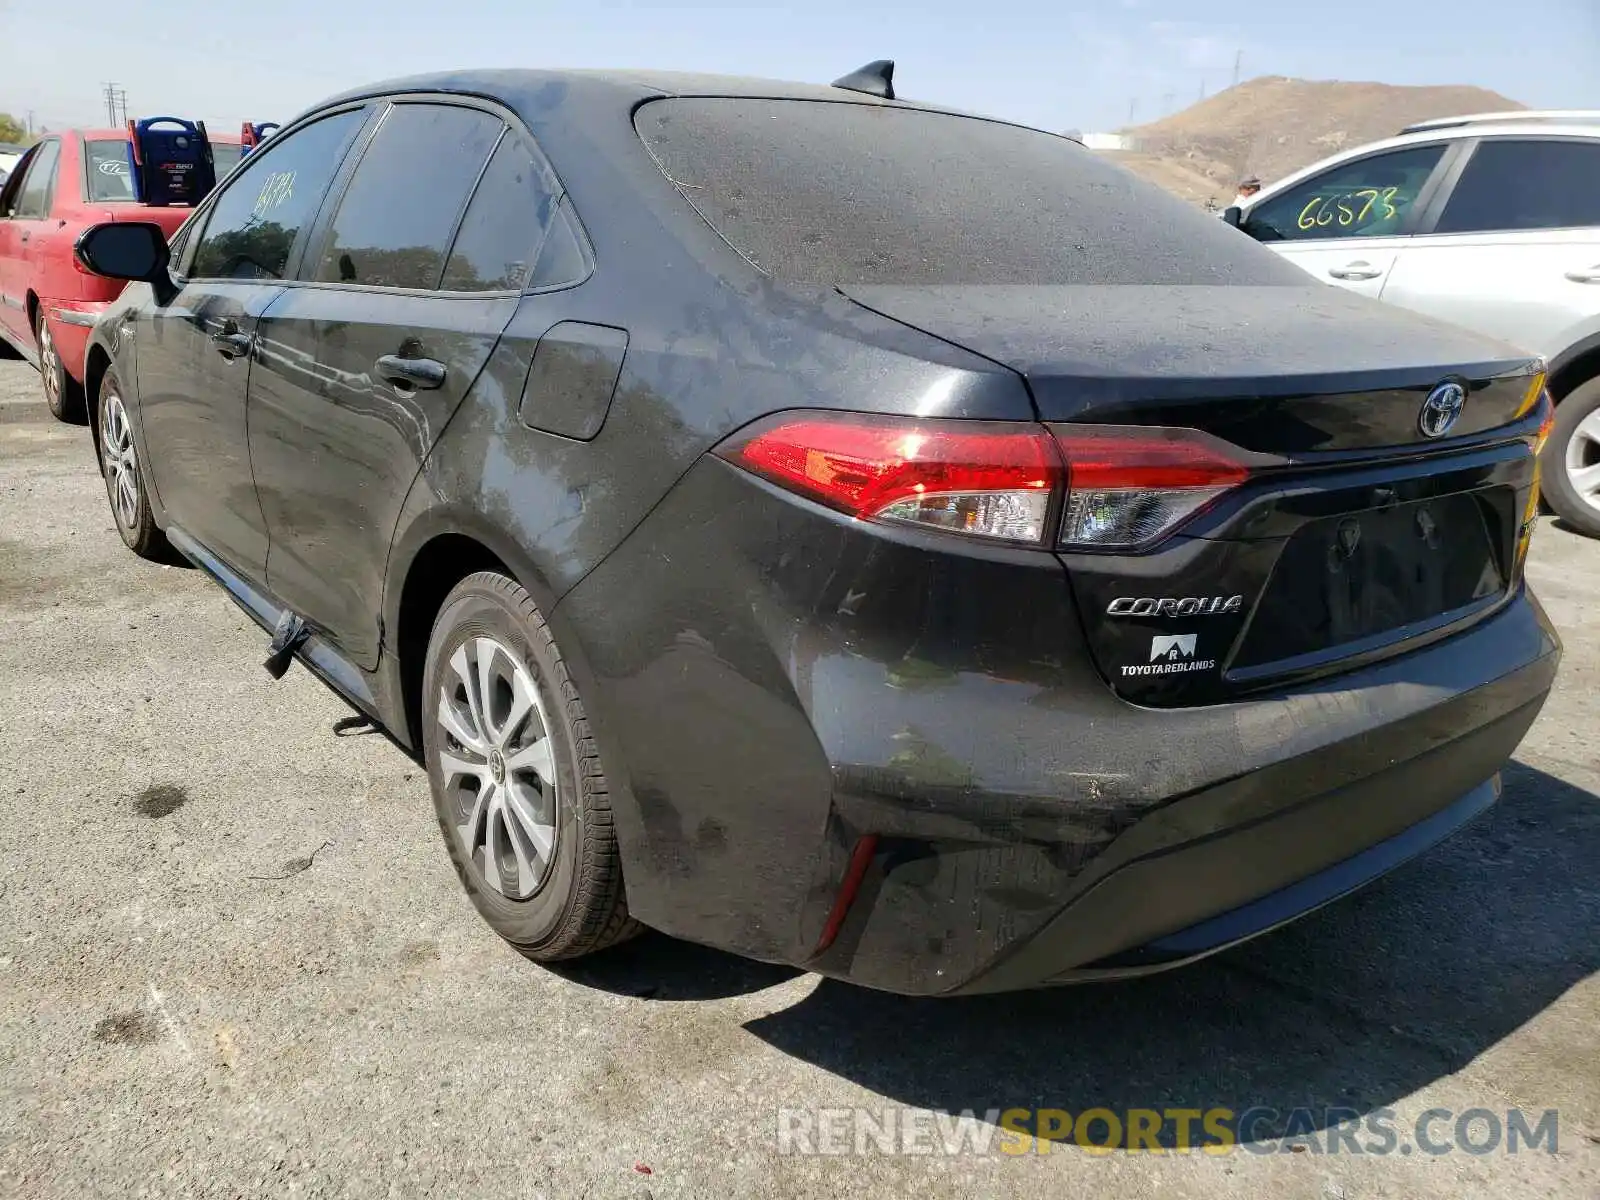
<box><xmin>1230</xmin><ymin>112</ymin><xmax>1600</xmax><ymax>536</ymax></box>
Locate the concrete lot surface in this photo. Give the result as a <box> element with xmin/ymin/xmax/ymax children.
<box><xmin>0</xmin><ymin>359</ymin><xmax>1596</xmax><ymax>1198</ymax></box>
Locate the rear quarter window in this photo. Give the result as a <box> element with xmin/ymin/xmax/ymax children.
<box><xmin>634</xmin><ymin>97</ymin><xmax>1302</xmax><ymax>287</ymax></box>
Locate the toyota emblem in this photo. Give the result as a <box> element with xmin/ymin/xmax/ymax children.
<box><xmin>1419</xmin><ymin>382</ymin><xmax>1467</xmax><ymax>439</ymax></box>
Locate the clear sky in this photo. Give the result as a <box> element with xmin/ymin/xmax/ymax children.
<box><xmin>2</xmin><ymin>0</ymin><xmax>1596</xmax><ymax>136</ymax></box>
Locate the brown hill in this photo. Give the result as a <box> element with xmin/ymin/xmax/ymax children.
<box><xmin>1107</xmin><ymin>76</ymin><xmax>1525</xmax><ymax>204</ymax></box>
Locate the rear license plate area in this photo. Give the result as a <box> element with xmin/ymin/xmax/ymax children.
<box><xmin>1231</xmin><ymin>491</ymin><xmax>1507</xmax><ymax>672</ymax></box>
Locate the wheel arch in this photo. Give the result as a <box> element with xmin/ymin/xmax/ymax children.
<box><xmin>385</xmin><ymin>506</ymin><xmax>567</xmax><ymax>755</ymax></box>
<box><xmin>1548</xmin><ymin>331</ymin><xmax>1600</xmax><ymax>402</ymax></box>
<box><xmin>83</xmin><ymin>342</ymin><xmax>113</xmax><ymax>449</ymax></box>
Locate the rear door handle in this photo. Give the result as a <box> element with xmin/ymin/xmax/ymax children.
<box><xmin>375</xmin><ymin>353</ymin><xmax>446</xmax><ymax>391</ymax></box>
<box><xmin>1565</xmin><ymin>266</ymin><xmax>1600</xmax><ymax>284</ymax></box>
<box><xmin>1328</xmin><ymin>261</ymin><xmax>1384</xmax><ymax>281</ymax></box>
<box><xmin>211</xmin><ymin>331</ymin><xmax>253</xmax><ymax>359</ymax></box>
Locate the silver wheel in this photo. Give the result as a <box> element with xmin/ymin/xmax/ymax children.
<box><xmin>101</xmin><ymin>388</ymin><xmax>140</xmax><ymax>530</ymax></box>
<box><xmin>39</xmin><ymin>320</ymin><xmax>61</xmax><ymax>410</ymax></box>
<box><xmin>1565</xmin><ymin>407</ymin><xmax>1600</xmax><ymax>517</ymax></box>
<box><xmin>437</xmin><ymin>635</ymin><xmax>559</xmax><ymax>900</ymax></box>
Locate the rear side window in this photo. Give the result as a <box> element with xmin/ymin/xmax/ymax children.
<box><xmin>441</xmin><ymin>133</ymin><xmax>562</xmax><ymax>292</ymax></box>
<box><xmin>635</xmin><ymin>98</ymin><xmax>1300</xmax><ymax>286</ymax></box>
<box><xmin>12</xmin><ymin>139</ymin><xmax>61</xmax><ymax>218</ymax></box>
<box><xmin>315</xmin><ymin>104</ymin><xmax>503</xmax><ymax>290</ymax></box>
<box><xmin>85</xmin><ymin>140</ymin><xmax>135</xmax><ymax>202</ymax></box>
<box><xmin>1245</xmin><ymin>144</ymin><xmax>1447</xmax><ymax>242</ymax></box>
<box><xmin>190</xmin><ymin>110</ymin><xmax>364</xmax><ymax>281</ymax></box>
<box><xmin>1435</xmin><ymin>139</ymin><xmax>1600</xmax><ymax>234</ymax></box>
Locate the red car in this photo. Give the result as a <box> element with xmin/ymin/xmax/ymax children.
<box><xmin>0</xmin><ymin>127</ymin><xmax>242</xmax><ymax>421</ymax></box>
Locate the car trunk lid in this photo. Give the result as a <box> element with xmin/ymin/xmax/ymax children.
<box><xmin>840</xmin><ymin>283</ymin><xmax>1539</xmax><ymax>443</ymax></box>
<box><xmin>840</xmin><ymin>282</ymin><xmax>1547</xmax><ymax>706</ymax></box>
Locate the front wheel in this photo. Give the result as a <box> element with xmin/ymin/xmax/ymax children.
<box><xmin>1540</xmin><ymin>377</ymin><xmax>1600</xmax><ymax>539</ymax></box>
<box><xmin>97</xmin><ymin>368</ymin><xmax>166</xmax><ymax>559</ymax></box>
<box><xmin>37</xmin><ymin>314</ymin><xmax>85</xmax><ymax>423</ymax></box>
<box><xmin>421</xmin><ymin>572</ymin><xmax>640</xmax><ymax>961</ymax></box>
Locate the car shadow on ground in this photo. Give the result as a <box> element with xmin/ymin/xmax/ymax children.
<box><xmin>1550</xmin><ymin>518</ymin><xmax>1598</xmax><ymax>540</ymax></box>
<box><xmin>564</xmin><ymin>760</ymin><xmax>1598</xmax><ymax>1141</ymax></box>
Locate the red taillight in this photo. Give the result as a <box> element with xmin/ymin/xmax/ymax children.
<box><xmin>1052</xmin><ymin>425</ymin><xmax>1255</xmax><ymax>550</ymax></box>
<box><xmin>715</xmin><ymin>412</ymin><xmax>1255</xmax><ymax>550</ymax></box>
<box><xmin>718</xmin><ymin>413</ymin><xmax>1064</xmax><ymax>544</ymax></box>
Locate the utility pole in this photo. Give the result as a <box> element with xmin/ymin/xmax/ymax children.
<box><xmin>1127</xmin><ymin>97</ymin><xmax>1137</xmax><ymax>124</ymax></box>
<box><xmin>1232</xmin><ymin>50</ymin><xmax>1244</xmax><ymax>88</ymax></box>
<box><xmin>102</xmin><ymin>83</ymin><xmax>128</xmax><ymax>127</ymax></box>
<box><xmin>1161</xmin><ymin>91</ymin><xmax>1175</xmax><ymax>115</ymax></box>
<box><xmin>25</xmin><ymin>110</ymin><xmax>34</xmax><ymax>136</ymax></box>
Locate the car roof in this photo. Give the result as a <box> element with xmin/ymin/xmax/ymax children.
<box><xmin>43</xmin><ymin>127</ymin><xmax>243</xmax><ymax>143</ymax></box>
<box><xmin>1245</xmin><ymin>118</ymin><xmax>1600</xmax><ymax>203</ymax></box>
<box><xmin>294</xmin><ymin>65</ymin><xmax>1056</xmax><ymax>150</ymax></box>
<box><xmin>311</xmin><ymin>66</ymin><xmax>919</xmax><ymax>110</ymax></box>
<box><xmin>1399</xmin><ymin>109</ymin><xmax>1600</xmax><ymax>134</ymax></box>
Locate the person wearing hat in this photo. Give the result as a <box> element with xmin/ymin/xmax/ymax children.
<box><xmin>1231</xmin><ymin>175</ymin><xmax>1263</xmax><ymax>208</ymax></box>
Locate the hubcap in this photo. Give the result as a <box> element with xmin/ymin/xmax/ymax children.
<box><xmin>101</xmin><ymin>391</ymin><xmax>140</xmax><ymax>530</ymax></box>
<box><xmin>1566</xmin><ymin>408</ymin><xmax>1600</xmax><ymax>516</ymax></box>
<box><xmin>436</xmin><ymin>636</ymin><xmax>559</xmax><ymax>899</ymax></box>
<box><xmin>39</xmin><ymin>322</ymin><xmax>60</xmax><ymax>408</ymax></box>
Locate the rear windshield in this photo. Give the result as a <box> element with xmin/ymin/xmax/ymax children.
<box><xmin>87</xmin><ymin>139</ymin><xmax>242</xmax><ymax>202</ymax></box>
<box><xmin>212</xmin><ymin>142</ymin><xmax>243</xmax><ymax>178</ymax></box>
<box><xmin>85</xmin><ymin>140</ymin><xmax>135</xmax><ymax>202</ymax></box>
<box><xmin>634</xmin><ymin>98</ymin><xmax>1301</xmax><ymax>287</ymax></box>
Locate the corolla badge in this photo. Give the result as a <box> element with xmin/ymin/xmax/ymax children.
<box><xmin>1419</xmin><ymin>382</ymin><xmax>1467</xmax><ymax>439</ymax></box>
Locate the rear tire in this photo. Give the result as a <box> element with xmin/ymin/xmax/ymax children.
<box><xmin>421</xmin><ymin>571</ymin><xmax>640</xmax><ymax>961</ymax></box>
<box><xmin>96</xmin><ymin>367</ymin><xmax>167</xmax><ymax>560</ymax></box>
<box><xmin>1540</xmin><ymin>377</ymin><xmax>1600</xmax><ymax>539</ymax></box>
<box><xmin>37</xmin><ymin>314</ymin><xmax>85</xmax><ymax>424</ymax></box>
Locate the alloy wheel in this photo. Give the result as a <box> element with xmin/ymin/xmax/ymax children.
<box><xmin>38</xmin><ymin>320</ymin><xmax>61</xmax><ymax>411</ymax></box>
<box><xmin>101</xmin><ymin>389</ymin><xmax>140</xmax><ymax>530</ymax></box>
<box><xmin>436</xmin><ymin>635</ymin><xmax>559</xmax><ymax>900</ymax></box>
<box><xmin>1565</xmin><ymin>407</ymin><xmax>1600</xmax><ymax>518</ymax></box>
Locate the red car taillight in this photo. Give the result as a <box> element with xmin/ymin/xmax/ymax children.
<box><xmin>718</xmin><ymin>413</ymin><xmax>1064</xmax><ymax>544</ymax></box>
<box><xmin>716</xmin><ymin>413</ymin><xmax>1254</xmax><ymax>549</ymax></box>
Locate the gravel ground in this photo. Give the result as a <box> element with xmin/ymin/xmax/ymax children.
<box><xmin>0</xmin><ymin>357</ymin><xmax>1596</xmax><ymax>1199</ymax></box>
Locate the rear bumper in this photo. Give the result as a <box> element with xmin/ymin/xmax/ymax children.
<box><xmin>43</xmin><ymin>299</ymin><xmax>108</xmax><ymax>384</ymax></box>
<box><xmin>951</xmin><ymin>706</ymin><xmax>1527</xmax><ymax>992</ymax></box>
<box><xmin>809</xmin><ymin>612</ymin><xmax>1555</xmax><ymax>995</ymax></box>
<box><xmin>558</xmin><ymin>458</ymin><xmax>1562</xmax><ymax>996</ymax></box>
<box><xmin>1067</xmin><ymin>778</ymin><xmax>1500</xmax><ymax>978</ymax></box>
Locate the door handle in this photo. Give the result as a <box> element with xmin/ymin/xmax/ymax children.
<box><xmin>1565</xmin><ymin>266</ymin><xmax>1600</xmax><ymax>284</ymax></box>
<box><xmin>211</xmin><ymin>331</ymin><xmax>252</xmax><ymax>359</ymax></box>
<box><xmin>375</xmin><ymin>353</ymin><xmax>446</xmax><ymax>391</ymax></box>
<box><xmin>18</xmin><ymin>232</ymin><xmax>29</xmax><ymax>244</ymax></box>
<box><xmin>1328</xmin><ymin>261</ymin><xmax>1383</xmax><ymax>281</ymax></box>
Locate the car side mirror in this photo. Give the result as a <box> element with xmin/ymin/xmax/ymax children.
<box><xmin>76</xmin><ymin>221</ymin><xmax>177</xmax><ymax>303</ymax></box>
<box><xmin>1222</xmin><ymin>206</ymin><xmax>1244</xmax><ymax>228</ymax></box>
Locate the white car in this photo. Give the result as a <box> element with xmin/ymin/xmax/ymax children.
<box><xmin>1230</xmin><ymin>111</ymin><xmax>1600</xmax><ymax>536</ymax></box>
